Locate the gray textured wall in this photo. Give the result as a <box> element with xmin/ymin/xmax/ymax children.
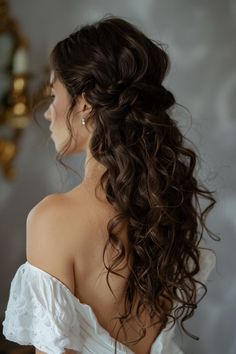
<box><xmin>1</xmin><ymin>1</ymin><xmax>235</xmax><ymax>353</ymax></box>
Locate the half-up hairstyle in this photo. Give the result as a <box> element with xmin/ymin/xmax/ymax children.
<box><xmin>37</xmin><ymin>15</ymin><xmax>220</xmax><ymax>353</ymax></box>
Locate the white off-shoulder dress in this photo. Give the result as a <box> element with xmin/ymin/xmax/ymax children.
<box><xmin>2</xmin><ymin>248</ymin><xmax>216</xmax><ymax>354</ymax></box>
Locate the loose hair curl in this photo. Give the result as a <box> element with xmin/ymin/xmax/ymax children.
<box><xmin>33</xmin><ymin>15</ymin><xmax>220</xmax><ymax>353</ymax></box>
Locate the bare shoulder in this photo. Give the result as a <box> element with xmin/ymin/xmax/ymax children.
<box><xmin>26</xmin><ymin>193</ymin><xmax>83</xmax><ymax>294</ymax></box>
<box><xmin>27</xmin><ymin>192</ymin><xmax>75</xmax><ymax>220</ymax></box>
<box><xmin>26</xmin><ymin>191</ymin><xmax>88</xmax><ymax>247</ymax></box>
<box><xmin>27</xmin><ymin>191</ymin><xmax>87</xmax><ymax>230</ymax></box>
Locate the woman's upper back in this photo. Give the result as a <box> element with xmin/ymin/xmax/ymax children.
<box><xmin>4</xmin><ymin>185</ymin><xmax>215</xmax><ymax>353</ymax></box>
<box><xmin>62</xmin><ymin>183</ymin><xmax>170</xmax><ymax>354</ymax></box>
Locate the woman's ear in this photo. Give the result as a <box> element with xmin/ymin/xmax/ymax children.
<box><xmin>81</xmin><ymin>92</ymin><xmax>92</xmax><ymax>114</ymax></box>
<box><xmin>79</xmin><ymin>92</ymin><xmax>95</xmax><ymax>133</ymax></box>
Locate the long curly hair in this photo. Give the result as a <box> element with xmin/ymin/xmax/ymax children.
<box><xmin>33</xmin><ymin>15</ymin><xmax>220</xmax><ymax>353</ymax></box>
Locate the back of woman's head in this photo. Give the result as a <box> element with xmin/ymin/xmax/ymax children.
<box><xmin>46</xmin><ymin>15</ymin><xmax>219</xmax><ymax>353</ymax></box>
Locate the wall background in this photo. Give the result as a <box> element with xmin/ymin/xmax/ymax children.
<box><xmin>1</xmin><ymin>1</ymin><xmax>235</xmax><ymax>353</ymax></box>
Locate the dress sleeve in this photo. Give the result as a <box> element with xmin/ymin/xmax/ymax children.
<box><xmin>2</xmin><ymin>262</ymin><xmax>82</xmax><ymax>354</ymax></box>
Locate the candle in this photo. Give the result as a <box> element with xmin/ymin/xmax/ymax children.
<box><xmin>12</xmin><ymin>47</ymin><xmax>29</xmax><ymax>75</ymax></box>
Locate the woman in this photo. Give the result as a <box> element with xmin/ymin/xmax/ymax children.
<box><xmin>2</xmin><ymin>15</ymin><xmax>218</xmax><ymax>354</ymax></box>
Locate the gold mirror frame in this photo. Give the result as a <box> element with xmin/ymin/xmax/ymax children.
<box><xmin>0</xmin><ymin>0</ymin><xmax>31</xmax><ymax>180</ymax></box>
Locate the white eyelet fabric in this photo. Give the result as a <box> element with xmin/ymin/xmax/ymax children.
<box><xmin>2</xmin><ymin>247</ymin><xmax>215</xmax><ymax>354</ymax></box>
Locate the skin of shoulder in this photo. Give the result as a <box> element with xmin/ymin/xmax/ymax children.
<box><xmin>28</xmin><ymin>190</ymin><xmax>118</xmax><ymax>354</ymax></box>
<box><xmin>26</xmin><ymin>193</ymin><xmax>78</xmax><ymax>294</ymax></box>
<box><xmin>27</xmin><ymin>193</ymin><xmax>87</xmax><ymax>354</ymax></box>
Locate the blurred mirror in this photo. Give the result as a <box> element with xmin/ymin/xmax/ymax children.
<box><xmin>0</xmin><ymin>0</ymin><xmax>31</xmax><ymax>180</ymax></box>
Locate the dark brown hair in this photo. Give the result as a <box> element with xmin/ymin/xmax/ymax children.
<box><xmin>33</xmin><ymin>14</ymin><xmax>220</xmax><ymax>353</ymax></box>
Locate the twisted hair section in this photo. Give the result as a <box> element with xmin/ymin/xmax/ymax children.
<box><xmin>32</xmin><ymin>15</ymin><xmax>220</xmax><ymax>353</ymax></box>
